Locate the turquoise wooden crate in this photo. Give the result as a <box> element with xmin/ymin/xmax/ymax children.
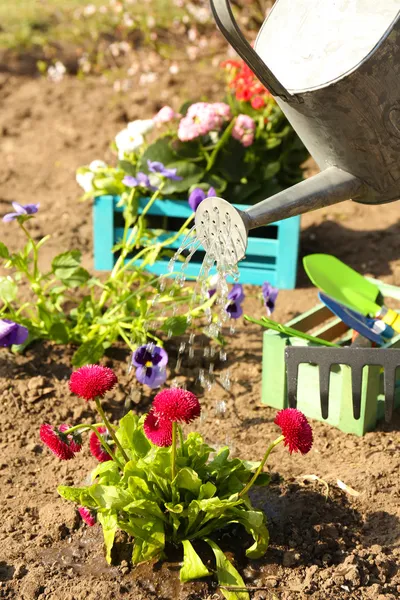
<box><xmin>93</xmin><ymin>195</ymin><xmax>300</xmax><ymax>288</ymax></box>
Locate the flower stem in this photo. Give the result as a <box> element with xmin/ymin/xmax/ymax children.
<box><xmin>94</xmin><ymin>397</ymin><xmax>130</xmax><ymax>463</ymax></box>
<box><xmin>178</xmin><ymin>425</ymin><xmax>184</xmax><ymax>453</ymax></box>
<box><xmin>19</xmin><ymin>221</ymin><xmax>39</xmax><ymax>281</ymax></box>
<box><xmin>64</xmin><ymin>423</ymin><xmax>123</xmax><ymax>469</ymax></box>
<box><xmin>171</xmin><ymin>421</ymin><xmax>177</xmax><ymax>480</ymax></box>
<box><xmin>238</xmin><ymin>434</ymin><xmax>284</xmax><ymax>498</ymax></box>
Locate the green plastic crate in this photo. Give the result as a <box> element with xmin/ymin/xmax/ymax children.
<box><xmin>261</xmin><ymin>280</ymin><xmax>400</xmax><ymax>435</ymax></box>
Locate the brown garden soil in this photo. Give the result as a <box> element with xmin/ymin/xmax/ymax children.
<box><xmin>1</xmin><ymin>41</ymin><xmax>400</xmax><ymax>600</ymax></box>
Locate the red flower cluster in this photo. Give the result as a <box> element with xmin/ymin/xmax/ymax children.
<box><xmin>144</xmin><ymin>388</ymin><xmax>201</xmax><ymax>447</ymax></box>
<box><xmin>274</xmin><ymin>408</ymin><xmax>313</xmax><ymax>455</ymax></box>
<box><xmin>221</xmin><ymin>58</ymin><xmax>270</xmax><ymax>109</ymax></box>
<box><xmin>40</xmin><ymin>423</ymin><xmax>82</xmax><ymax>460</ymax></box>
<box><xmin>69</xmin><ymin>365</ymin><xmax>118</xmax><ymax>401</ymax></box>
<box><xmin>89</xmin><ymin>426</ymin><xmax>112</xmax><ymax>462</ymax></box>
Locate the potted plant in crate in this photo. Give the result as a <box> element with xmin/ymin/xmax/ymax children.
<box><xmin>77</xmin><ymin>59</ymin><xmax>309</xmax><ymax>287</ymax></box>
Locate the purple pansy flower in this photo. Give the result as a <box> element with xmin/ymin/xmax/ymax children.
<box><xmin>132</xmin><ymin>344</ymin><xmax>168</xmax><ymax>389</ymax></box>
<box><xmin>262</xmin><ymin>282</ymin><xmax>279</xmax><ymax>316</ymax></box>
<box><xmin>3</xmin><ymin>202</ymin><xmax>39</xmax><ymax>223</ymax></box>
<box><xmin>226</xmin><ymin>284</ymin><xmax>245</xmax><ymax>319</ymax></box>
<box><xmin>123</xmin><ymin>173</ymin><xmax>157</xmax><ymax>191</ymax></box>
<box><xmin>147</xmin><ymin>160</ymin><xmax>182</xmax><ymax>181</ymax></box>
<box><xmin>0</xmin><ymin>319</ymin><xmax>29</xmax><ymax>347</ymax></box>
<box><xmin>188</xmin><ymin>187</ymin><xmax>216</xmax><ymax>212</ymax></box>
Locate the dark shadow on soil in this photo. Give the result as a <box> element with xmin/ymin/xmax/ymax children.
<box><xmin>0</xmin><ymin>561</ymin><xmax>14</xmax><ymax>582</ymax></box>
<box><xmin>297</xmin><ymin>219</ymin><xmax>400</xmax><ymax>289</ymax></box>
<box><xmin>362</xmin><ymin>511</ymin><xmax>400</xmax><ymax>547</ymax></box>
<box><xmin>250</xmin><ymin>481</ymin><xmax>366</xmax><ymax>569</ymax></box>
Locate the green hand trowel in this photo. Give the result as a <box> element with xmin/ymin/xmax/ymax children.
<box><xmin>303</xmin><ymin>254</ymin><xmax>400</xmax><ymax>334</ymax></box>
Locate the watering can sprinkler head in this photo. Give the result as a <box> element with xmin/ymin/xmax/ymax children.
<box><xmin>201</xmin><ymin>0</ymin><xmax>400</xmax><ymax>265</ymax></box>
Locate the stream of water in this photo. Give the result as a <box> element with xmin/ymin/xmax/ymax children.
<box><xmin>137</xmin><ymin>221</ymin><xmax>241</xmax><ymax>414</ymax></box>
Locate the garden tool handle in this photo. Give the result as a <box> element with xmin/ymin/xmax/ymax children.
<box><xmin>380</xmin><ymin>308</ymin><xmax>400</xmax><ymax>334</ymax></box>
<box><xmin>209</xmin><ymin>0</ymin><xmax>294</xmax><ymax>101</ymax></box>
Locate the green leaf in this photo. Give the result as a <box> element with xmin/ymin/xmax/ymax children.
<box><xmin>117</xmin><ymin>411</ymin><xmax>151</xmax><ymax>458</ymax></box>
<box><xmin>0</xmin><ymin>276</ymin><xmax>18</xmax><ymax>302</ymax></box>
<box><xmin>52</xmin><ymin>250</ymin><xmax>82</xmax><ymax>279</ymax></box>
<box><xmin>119</xmin><ymin>517</ymin><xmax>165</xmax><ymax>564</ymax></box>
<box><xmin>139</xmin><ymin>138</ymin><xmax>178</xmax><ymax>171</ymax></box>
<box><xmin>89</xmin><ymin>484</ymin><xmax>133</xmax><ymax>509</ymax></box>
<box><xmin>262</xmin><ymin>161</ymin><xmax>281</xmax><ymax>180</ymax></box>
<box><xmin>72</xmin><ymin>338</ymin><xmax>106</xmax><ymax>367</ymax></box>
<box><xmin>127</xmin><ymin>475</ymin><xmax>151</xmax><ymax>499</ymax></box>
<box><xmin>0</xmin><ymin>242</ymin><xmax>10</xmax><ymax>259</ymax></box>
<box><xmin>173</xmin><ymin>468</ymin><xmax>202</xmax><ymax>496</ymax></box>
<box><xmin>49</xmin><ymin>322</ymin><xmax>69</xmax><ymax>344</ymax></box>
<box><xmin>171</xmin><ymin>139</ymin><xmax>202</xmax><ymax>160</ymax></box>
<box><xmin>38</xmin><ymin>305</ymin><xmax>53</xmax><ymax>331</ymax></box>
<box><xmin>205</xmin><ymin>538</ymin><xmax>249</xmax><ymax>600</ymax></box>
<box><xmin>180</xmin><ymin>539</ymin><xmax>211</xmax><ymax>582</ymax></box>
<box><xmin>57</xmin><ymin>485</ymin><xmax>94</xmax><ymax>507</ymax></box>
<box><xmin>98</xmin><ymin>511</ymin><xmax>118</xmax><ymax>564</ymax></box>
<box><xmin>123</xmin><ymin>499</ymin><xmax>166</xmax><ymax>521</ymax></box>
<box><xmin>161</xmin><ymin>316</ymin><xmax>188</xmax><ymax>336</ymax></box>
<box><xmin>202</xmin><ymin>173</ymin><xmax>227</xmax><ymax>194</ymax></box>
<box><xmin>64</xmin><ymin>267</ymin><xmax>90</xmax><ymax>288</ymax></box>
<box><xmin>91</xmin><ymin>461</ymin><xmax>120</xmax><ymax>485</ymax></box>
<box><xmin>118</xmin><ymin>160</ymin><xmax>137</xmax><ymax>176</ymax></box>
<box><xmin>51</xmin><ymin>251</ymin><xmax>90</xmax><ymax>288</ymax></box>
<box><xmin>232</xmin><ymin>509</ymin><xmax>269</xmax><ymax>559</ymax></box>
<box><xmin>199</xmin><ymin>482</ymin><xmax>217</xmax><ymax>500</ymax></box>
<box><xmin>162</xmin><ymin>161</ymin><xmax>204</xmax><ymax>194</ymax></box>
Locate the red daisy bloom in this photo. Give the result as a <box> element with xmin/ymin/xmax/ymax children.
<box><xmin>78</xmin><ymin>506</ymin><xmax>96</xmax><ymax>527</ymax></box>
<box><xmin>69</xmin><ymin>364</ymin><xmax>118</xmax><ymax>401</ymax></box>
<box><xmin>89</xmin><ymin>426</ymin><xmax>112</xmax><ymax>462</ymax></box>
<box><xmin>58</xmin><ymin>424</ymin><xmax>82</xmax><ymax>453</ymax></box>
<box><xmin>143</xmin><ymin>410</ymin><xmax>173</xmax><ymax>447</ymax></box>
<box><xmin>40</xmin><ymin>423</ymin><xmax>80</xmax><ymax>460</ymax></box>
<box><xmin>274</xmin><ymin>408</ymin><xmax>313</xmax><ymax>455</ymax></box>
<box><xmin>152</xmin><ymin>388</ymin><xmax>201</xmax><ymax>424</ymax></box>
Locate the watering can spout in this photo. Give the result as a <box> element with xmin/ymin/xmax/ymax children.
<box><xmin>194</xmin><ymin>168</ymin><xmax>364</xmax><ymax>267</ymax></box>
<box><xmin>243</xmin><ymin>167</ymin><xmax>363</xmax><ymax>231</ymax></box>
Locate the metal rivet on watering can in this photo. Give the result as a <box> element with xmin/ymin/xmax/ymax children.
<box><xmin>196</xmin><ymin>0</ymin><xmax>400</xmax><ymax>259</ymax></box>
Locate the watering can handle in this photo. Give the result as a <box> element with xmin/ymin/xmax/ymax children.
<box><xmin>210</xmin><ymin>0</ymin><xmax>293</xmax><ymax>101</ymax></box>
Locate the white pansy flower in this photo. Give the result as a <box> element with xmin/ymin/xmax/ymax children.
<box><xmin>127</xmin><ymin>119</ymin><xmax>154</xmax><ymax>136</ymax></box>
<box><xmin>89</xmin><ymin>160</ymin><xmax>107</xmax><ymax>171</ymax></box>
<box><xmin>76</xmin><ymin>171</ymin><xmax>94</xmax><ymax>192</ymax></box>
<box><xmin>115</xmin><ymin>128</ymin><xmax>145</xmax><ymax>157</ymax></box>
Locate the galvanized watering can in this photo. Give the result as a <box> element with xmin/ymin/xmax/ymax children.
<box><xmin>195</xmin><ymin>0</ymin><xmax>400</xmax><ymax>265</ymax></box>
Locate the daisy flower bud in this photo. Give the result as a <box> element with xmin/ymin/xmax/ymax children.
<box><xmin>40</xmin><ymin>423</ymin><xmax>81</xmax><ymax>460</ymax></box>
<box><xmin>89</xmin><ymin>426</ymin><xmax>112</xmax><ymax>462</ymax></box>
<box><xmin>78</xmin><ymin>506</ymin><xmax>96</xmax><ymax>527</ymax></box>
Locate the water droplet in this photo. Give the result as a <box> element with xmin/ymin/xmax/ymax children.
<box><xmin>179</xmin><ymin>342</ymin><xmax>186</xmax><ymax>354</ymax></box>
<box><xmin>188</xmin><ymin>347</ymin><xmax>195</xmax><ymax>359</ymax></box>
<box><xmin>203</xmin><ymin>347</ymin><xmax>210</xmax><ymax>358</ymax></box>
<box><xmin>215</xmin><ymin>400</ymin><xmax>227</xmax><ymax>417</ymax></box>
<box><xmin>219</xmin><ymin>349</ymin><xmax>227</xmax><ymax>362</ymax></box>
<box><xmin>176</xmin><ymin>357</ymin><xmax>182</xmax><ymax>372</ymax></box>
<box><xmin>167</xmin><ymin>329</ymin><xmax>173</xmax><ymax>340</ymax></box>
